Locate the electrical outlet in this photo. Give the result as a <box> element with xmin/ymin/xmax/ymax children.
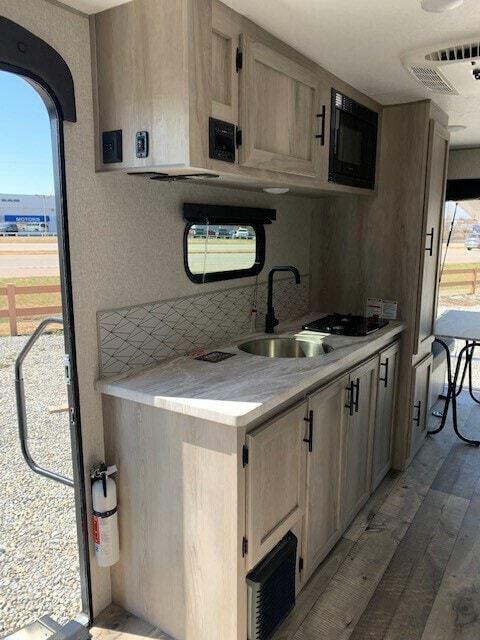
<box><xmin>102</xmin><ymin>130</ymin><xmax>123</xmax><ymax>164</ymax></box>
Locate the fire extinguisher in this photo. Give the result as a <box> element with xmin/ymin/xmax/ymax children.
<box><xmin>91</xmin><ymin>463</ymin><xmax>119</xmax><ymax>567</ymax></box>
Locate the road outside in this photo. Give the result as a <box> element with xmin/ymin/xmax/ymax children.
<box><xmin>0</xmin><ymin>239</ymin><xmax>59</xmax><ymax>278</ymax></box>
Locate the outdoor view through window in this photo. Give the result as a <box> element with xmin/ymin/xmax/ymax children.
<box><xmin>186</xmin><ymin>223</ymin><xmax>257</xmax><ymax>277</ymax></box>
<box><xmin>0</xmin><ymin>70</ymin><xmax>81</xmax><ymax>635</ymax></box>
<box><xmin>438</xmin><ymin>200</ymin><xmax>480</xmax><ymax>313</ymax></box>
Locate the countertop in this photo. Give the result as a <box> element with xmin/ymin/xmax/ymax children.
<box><xmin>96</xmin><ymin>313</ymin><xmax>405</xmax><ymax>428</ymax></box>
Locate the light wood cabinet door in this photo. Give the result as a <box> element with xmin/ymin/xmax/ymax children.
<box><xmin>409</xmin><ymin>354</ymin><xmax>433</xmax><ymax>459</ymax></box>
<box><xmin>239</xmin><ymin>33</ymin><xmax>326</xmax><ymax>177</ymax></box>
<box><xmin>341</xmin><ymin>357</ymin><xmax>378</xmax><ymax>527</ymax></box>
<box><xmin>372</xmin><ymin>342</ymin><xmax>399</xmax><ymax>490</ymax></box>
<box><xmin>415</xmin><ymin>120</ymin><xmax>450</xmax><ymax>353</ymax></box>
<box><xmin>302</xmin><ymin>375</ymin><xmax>348</xmax><ymax>581</ymax></box>
<box><xmin>211</xmin><ymin>3</ymin><xmax>239</xmax><ymax>125</ymax></box>
<box><xmin>245</xmin><ymin>401</ymin><xmax>307</xmax><ymax>570</ymax></box>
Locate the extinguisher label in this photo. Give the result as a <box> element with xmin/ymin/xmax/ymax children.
<box><xmin>93</xmin><ymin>515</ymin><xmax>100</xmax><ymax>545</ymax></box>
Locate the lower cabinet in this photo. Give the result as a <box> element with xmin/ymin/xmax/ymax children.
<box><xmin>246</xmin><ymin>344</ymin><xmax>398</xmax><ymax>585</ymax></box>
<box><xmin>302</xmin><ymin>375</ymin><xmax>348</xmax><ymax>581</ymax></box>
<box><xmin>245</xmin><ymin>401</ymin><xmax>307</xmax><ymax>570</ymax></box>
<box><xmin>341</xmin><ymin>357</ymin><xmax>378</xmax><ymax>527</ymax></box>
<box><xmin>371</xmin><ymin>342</ymin><xmax>400</xmax><ymax>490</ymax></box>
<box><xmin>409</xmin><ymin>354</ymin><xmax>433</xmax><ymax>459</ymax></box>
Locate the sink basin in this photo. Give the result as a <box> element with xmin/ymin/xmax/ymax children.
<box><xmin>238</xmin><ymin>337</ymin><xmax>334</xmax><ymax>358</ymax></box>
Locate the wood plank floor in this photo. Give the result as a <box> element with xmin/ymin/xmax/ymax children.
<box><xmin>274</xmin><ymin>394</ymin><xmax>480</xmax><ymax>640</ymax></box>
<box><xmin>91</xmin><ymin>394</ymin><xmax>480</xmax><ymax>640</ymax></box>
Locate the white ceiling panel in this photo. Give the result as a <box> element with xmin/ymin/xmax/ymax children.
<box><xmin>59</xmin><ymin>0</ymin><xmax>130</xmax><ymax>14</ymax></box>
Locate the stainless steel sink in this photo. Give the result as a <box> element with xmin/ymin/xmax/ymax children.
<box><xmin>238</xmin><ymin>337</ymin><xmax>334</xmax><ymax>358</ymax></box>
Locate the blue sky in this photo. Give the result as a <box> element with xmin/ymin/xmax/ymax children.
<box><xmin>0</xmin><ymin>70</ymin><xmax>54</xmax><ymax>195</ymax></box>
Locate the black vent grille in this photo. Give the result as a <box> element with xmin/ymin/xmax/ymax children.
<box><xmin>246</xmin><ymin>532</ymin><xmax>297</xmax><ymax>640</ymax></box>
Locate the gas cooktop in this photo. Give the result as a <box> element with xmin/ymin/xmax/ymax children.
<box><xmin>303</xmin><ymin>313</ymin><xmax>388</xmax><ymax>337</ymax></box>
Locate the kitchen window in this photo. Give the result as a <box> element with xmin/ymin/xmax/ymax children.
<box><xmin>184</xmin><ymin>222</ymin><xmax>265</xmax><ymax>283</ymax></box>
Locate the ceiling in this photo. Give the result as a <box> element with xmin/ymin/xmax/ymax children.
<box><xmin>61</xmin><ymin>0</ymin><xmax>480</xmax><ymax>148</ymax></box>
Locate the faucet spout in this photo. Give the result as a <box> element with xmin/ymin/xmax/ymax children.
<box><xmin>265</xmin><ymin>266</ymin><xmax>301</xmax><ymax>334</ymax></box>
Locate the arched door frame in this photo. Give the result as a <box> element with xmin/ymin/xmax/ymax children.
<box><xmin>0</xmin><ymin>16</ymin><xmax>92</xmax><ymax>624</ymax></box>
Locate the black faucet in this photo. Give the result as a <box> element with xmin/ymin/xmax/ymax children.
<box><xmin>265</xmin><ymin>266</ymin><xmax>301</xmax><ymax>334</ymax></box>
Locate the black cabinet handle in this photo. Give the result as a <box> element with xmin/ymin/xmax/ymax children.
<box><xmin>425</xmin><ymin>227</ymin><xmax>434</xmax><ymax>256</ymax></box>
<box><xmin>345</xmin><ymin>381</ymin><xmax>354</xmax><ymax>416</ymax></box>
<box><xmin>379</xmin><ymin>358</ymin><xmax>389</xmax><ymax>388</ymax></box>
<box><xmin>303</xmin><ymin>410</ymin><xmax>314</xmax><ymax>452</ymax></box>
<box><xmin>315</xmin><ymin>105</ymin><xmax>326</xmax><ymax>145</ymax></box>
<box><xmin>354</xmin><ymin>378</ymin><xmax>360</xmax><ymax>413</ymax></box>
<box><xmin>413</xmin><ymin>400</ymin><xmax>422</xmax><ymax>426</ymax></box>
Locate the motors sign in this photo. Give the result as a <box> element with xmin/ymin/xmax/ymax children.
<box><xmin>5</xmin><ymin>214</ymin><xmax>50</xmax><ymax>223</ymax></box>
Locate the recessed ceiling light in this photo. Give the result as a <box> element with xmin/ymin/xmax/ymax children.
<box><xmin>262</xmin><ymin>187</ymin><xmax>290</xmax><ymax>195</ymax></box>
<box><xmin>421</xmin><ymin>0</ymin><xmax>464</xmax><ymax>12</ymax></box>
<box><xmin>448</xmin><ymin>124</ymin><xmax>467</xmax><ymax>132</ymax></box>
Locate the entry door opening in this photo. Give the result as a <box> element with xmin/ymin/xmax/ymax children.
<box><xmin>0</xmin><ymin>67</ymin><xmax>89</xmax><ymax>636</ymax></box>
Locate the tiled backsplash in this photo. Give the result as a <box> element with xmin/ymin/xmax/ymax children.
<box><xmin>97</xmin><ymin>274</ymin><xmax>311</xmax><ymax>377</ymax></box>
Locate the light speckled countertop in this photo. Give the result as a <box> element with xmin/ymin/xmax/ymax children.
<box><xmin>96</xmin><ymin>313</ymin><xmax>405</xmax><ymax>428</ymax></box>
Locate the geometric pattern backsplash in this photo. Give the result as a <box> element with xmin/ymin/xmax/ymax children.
<box><xmin>97</xmin><ymin>273</ymin><xmax>311</xmax><ymax>378</ymax></box>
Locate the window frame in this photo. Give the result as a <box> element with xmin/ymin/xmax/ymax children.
<box><xmin>183</xmin><ymin>221</ymin><xmax>266</xmax><ymax>284</ymax></box>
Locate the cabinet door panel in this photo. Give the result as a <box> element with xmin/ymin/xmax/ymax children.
<box><xmin>415</xmin><ymin>120</ymin><xmax>449</xmax><ymax>353</ymax></box>
<box><xmin>246</xmin><ymin>402</ymin><xmax>307</xmax><ymax>569</ymax></box>
<box><xmin>342</xmin><ymin>357</ymin><xmax>378</xmax><ymax>527</ymax></box>
<box><xmin>409</xmin><ymin>354</ymin><xmax>433</xmax><ymax>459</ymax></box>
<box><xmin>239</xmin><ymin>34</ymin><xmax>321</xmax><ymax>177</ymax></box>
<box><xmin>303</xmin><ymin>375</ymin><xmax>348</xmax><ymax>580</ymax></box>
<box><xmin>212</xmin><ymin>4</ymin><xmax>239</xmax><ymax>124</ymax></box>
<box><xmin>372</xmin><ymin>342</ymin><xmax>399</xmax><ymax>490</ymax></box>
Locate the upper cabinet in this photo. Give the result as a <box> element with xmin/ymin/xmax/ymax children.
<box><xmin>91</xmin><ymin>0</ymin><xmax>380</xmax><ymax>195</ymax></box>
<box><xmin>238</xmin><ymin>35</ymin><xmax>326</xmax><ymax>178</ymax></box>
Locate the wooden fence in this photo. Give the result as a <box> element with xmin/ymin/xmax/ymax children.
<box><xmin>440</xmin><ymin>267</ymin><xmax>479</xmax><ymax>295</ymax></box>
<box><xmin>0</xmin><ymin>283</ymin><xmax>62</xmax><ymax>336</ymax></box>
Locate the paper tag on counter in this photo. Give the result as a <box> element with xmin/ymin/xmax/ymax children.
<box><xmin>381</xmin><ymin>300</ymin><xmax>398</xmax><ymax>320</ymax></box>
<box><xmin>366</xmin><ymin>298</ymin><xmax>398</xmax><ymax>320</ymax></box>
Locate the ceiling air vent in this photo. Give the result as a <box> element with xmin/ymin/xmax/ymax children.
<box><xmin>409</xmin><ymin>65</ymin><xmax>456</xmax><ymax>94</ymax></box>
<box><xmin>426</xmin><ymin>41</ymin><xmax>480</xmax><ymax>62</ymax></box>
<box><xmin>402</xmin><ymin>37</ymin><xmax>480</xmax><ymax>95</ymax></box>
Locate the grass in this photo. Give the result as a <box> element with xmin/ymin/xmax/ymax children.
<box><xmin>0</xmin><ymin>276</ymin><xmax>61</xmax><ymax>337</ymax></box>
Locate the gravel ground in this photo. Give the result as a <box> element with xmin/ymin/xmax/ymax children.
<box><xmin>0</xmin><ymin>334</ymin><xmax>81</xmax><ymax>638</ymax></box>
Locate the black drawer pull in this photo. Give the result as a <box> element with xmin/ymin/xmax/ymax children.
<box><xmin>354</xmin><ymin>378</ymin><xmax>360</xmax><ymax>413</ymax></box>
<box><xmin>315</xmin><ymin>105</ymin><xmax>326</xmax><ymax>145</ymax></box>
<box><xmin>303</xmin><ymin>410</ymin><xmax>314</xmax><ymax>452</ymax></box>
<box><xmin>379</xmin><ymin>358</ymin><xmax>389</xmax><ymax>388</ymax></box>
<box><xmin>413</xmin><ymin>400</ymin><xmax>422</xmax><ymax>426</ymax></box>
<box><xmin>345</xmin><ymin>381</ymin><xmax>354</xmax><ymax>416</ymax></box>
<box><xmin>425</xmin><ymin>227</ymin><xmax>434</xmax><ymax>256</ymax></box>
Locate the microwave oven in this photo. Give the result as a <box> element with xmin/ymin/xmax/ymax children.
<box><xmin>329</xmin><ymin>89</ymin><xmax>378</xmax><ymax>190</ymax></box>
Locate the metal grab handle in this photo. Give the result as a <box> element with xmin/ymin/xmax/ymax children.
<box><xmin>425</xmin><ymin>227</ymin><xmax>434</xmax><ymax>256</ymax></box>
<box><xmin>413</xmin><ymin>400</ymin><xmax>422</xmax><ymax>427</ymax></box>
<box><xmin>315</xmin><ymin>105</ymin><xmax>326</xmax><ymax>145</ymax></box>
<box><xmin>345</xmin><ymin>381</ymin><xmax>354</xmax><ymax>416</ymax></box>
<box><xmin>354</xmin><ymin>378</ymin><xmax>360</xmax><ymax>413</ymax></box>
<box><xmin>303</xmin><ymin>410</ymin><xmax>314</xmax><ymax>452</ymax></box>
<box><xmin>15</xmin><ymin>317</ymin><xmax>74</xmax><ymax>488</ymax></box>
<box><xmin>379</xmin><ymin>358</ymin><xmax>389</xmax><ymax>388</ymax></box>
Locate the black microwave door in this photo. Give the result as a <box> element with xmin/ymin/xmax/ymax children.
<box><xmin>331</xmin><ymin>110</ymin><xmax>377</xmax><ymax>186</ymax></box>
